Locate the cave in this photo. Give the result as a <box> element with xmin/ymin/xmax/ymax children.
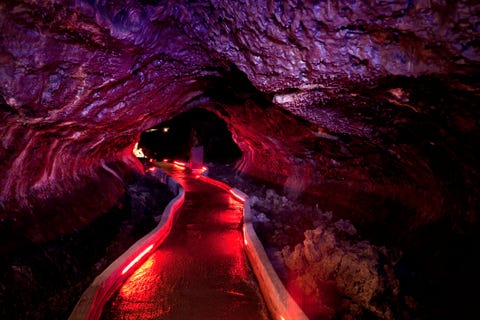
<box><xmin>0</xmin><ymin>1</ymin><xmax>479</xmax><ymax>319</ymax></box>
<box><xmin>138</xmin><ymin>107</ymin><xmax>242</xmax><ymax>164</ymax></box>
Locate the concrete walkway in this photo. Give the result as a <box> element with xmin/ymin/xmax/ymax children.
<box><xmin>101</xmin><ymin>164</ymin><xmax>271</xmax><ymax>320</ymax></box>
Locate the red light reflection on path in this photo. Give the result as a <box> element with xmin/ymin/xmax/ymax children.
<box><xmin>121</xmin><ymin>244</ymin><xmax>154</xmax><ymax>275</ymax></box>
<box><xmin>173</xmin><ymin>160</ymin><xmax>186</xmax><ymax>167</ymax></box>
<box><xmin>146</xmin><ymin>166</ymin><xmax>156</xmax><ymax>173</ymax></box>
<box><xmin>120</xmin><ymin>255</ymin><xmax>156</xmax><ymax>297</ymax></box>
<box><xmin>102</xmin><ymin>164</ymin><xmax>271</xmax><ymax>320</ymax></box>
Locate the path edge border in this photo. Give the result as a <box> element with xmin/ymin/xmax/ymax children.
<box><xmin>69</xmin><ymin>171</ymin><xmax>184</xmax><ymax>320</ymax></box>
<box><xmin>237</xmin><ymin>188</ymin><xmax>309</xmax><ymax>320</ymax></box>
<box><xmin>198</xmin><ymin>175</ymin><xmax>308</xmax><ymax>320</ymax></box>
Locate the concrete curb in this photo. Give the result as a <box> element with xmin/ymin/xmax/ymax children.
<box><xmin>70</xmin><ymin>170</ymin><xmax>308</xmax><ymax>320</ymax></box>
<box><xmin>198</xmin><ymin>174</ymin><xmax>308</xmax><ymax>320</ymax></box>
<box><xmin>236</xmin><ymin>189</ymin><xmax>309</xmax><ymax>320</ymax></box>
<box><xmin>69</xmin><ymin>171</ymin><xmax>184</xmax><ymax>320</ymax></box>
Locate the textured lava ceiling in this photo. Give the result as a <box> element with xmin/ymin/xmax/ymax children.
<box><xmin>0</xmin><ymin>0</ymin><xmax>479</xmax><ymax>266</ymax></box>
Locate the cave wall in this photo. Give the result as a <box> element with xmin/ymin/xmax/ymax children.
<box><xmin>184</xmin><ymin>0</ymin><xmax>478</xmax><ymax>120</ymax></box>
<box><xmin>1</xmin><ymin>0</ymin><xmax>479</xmax><ymax>245</ymax></box>
<box><xmin>0</xmin><ymin>0</ymin><xmax>217</xmax><ymax>242</ymax></box>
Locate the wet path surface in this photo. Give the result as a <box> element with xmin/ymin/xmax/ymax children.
<box><xmin>102</xmin><ymin>164</ymin><xmax>271</xmax><ymax>320</ymax></box>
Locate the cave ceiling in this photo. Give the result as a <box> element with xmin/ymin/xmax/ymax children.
<box><xmin>0</xmin><ymin>0</ymin><xmax>479</xmax><ymax>242</ymax></box>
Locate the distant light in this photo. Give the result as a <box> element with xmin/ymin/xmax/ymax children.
<box><xmin>133</xmin><ymin>142</ymin><xmax>145</xmax><ymax>158</ymax></box>
<box><xmin>145</xmin><ymin>128</ymin><xmax>158</xmax><ymax>132</ymax></box>
<box><xmin>147</xmin><ymin>167</ymin><xmax>156</xmax><ymax>172</ymax></box>
<box><xmin>121</xmin><ymin>244</ymin><xmax>154</xmax><ymax>275</ymax></box>
<box><xmin>163</xmin><ymin>158</ymin><xmax>168</xmax><ymax>162</ymax></box>
<box><xmin>173</xmin><ymin>160</ymin><xmax>186</xmax><ymax>170</ymax></box>
<box><xmin>162</xmin><ymin>127</ymin><xmax>169</xmax><ymax>133</ymax></box>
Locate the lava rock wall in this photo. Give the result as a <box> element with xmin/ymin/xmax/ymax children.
<box><xmin>0</xmin><ymin>0</ymin><xmax>216</xmax><ymax>242</ymax></box>
<box><xmin>1</xmin><ymin>0</ymin><xmax>478</xmax><ymax>250</ymax></box>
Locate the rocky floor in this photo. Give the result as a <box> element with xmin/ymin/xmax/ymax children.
<box><xmin>207</xmin><ymin>164</ymin><xmax>403</xmax><ymax>319</ymax></box>
<box><xmin>206</xmin><ymin>163</ymin><xmax>479</xmax><ymax>320</ymax></box>
<box><xmin>0</xmin><ymin>173</ymin><xmax>173</xmax><ymax>320</ymax></box>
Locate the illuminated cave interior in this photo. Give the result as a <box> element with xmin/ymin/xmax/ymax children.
<box><xmin>0</xmin><ymin>1</ymin><xmax>479</xmax><ymax>319</ymax></box>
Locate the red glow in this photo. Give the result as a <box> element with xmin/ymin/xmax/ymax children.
<box><xmin>199</xmin><ymin>176</ymin><xmax>248</xmax><ymax>246</ymax></box>
<box><xmin>173</xmin><ymin>160</ymin><xmax>187</xmax><ymax>170</ymax></box>
<box><xmin>230</xmin><ymin>189</ymin><xmax>246</xmax><ymax>202</ymax></box>
<box><xmin>163</xmin><ymin>158</ymin><xmax>168</xmax><ymax>162</ymax></box>
<box><xmin>106</xmin><ymin>168</ymin><xmax>264</xmax><ymax>318</ymax></box>
<box><xmin>243</xmin><ymin>226</ymin><xmax>248</xmax><ymax>245</ymax></box>
<box><xmin>121</xmin><ymin>244</ymin><xmax>154</xmax><ymax>275</ymax></box>
<box><xmin>146</xmin><ymin>167</ymin><xmax>156</xmax><ymax>172</ymax></box>
<box><xmin>120</xmin><ymin>255</ymin><xmax>155</xmax><ymax>297</ymax></box>
<box><xmin>149</xmin><ymin>158</ymin><xmax>153</xmax><ymax>163</ymax></box>
<box><xmin>191</xmin><ymin>165</ymin><xmax>207</xmax><ymax>176</ymax></box>
<box><xmin>198</xmin><ymin>175</ymin><xmax>231</xmax><ymax>191</ymax></box>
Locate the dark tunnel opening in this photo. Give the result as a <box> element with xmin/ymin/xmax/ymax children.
<box><xmin>138</xmin><ymin>108</ymin><xmax>242</xmax><ymax>165</ymax></box>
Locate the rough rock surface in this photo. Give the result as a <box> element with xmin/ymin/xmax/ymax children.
<box><xmin>281</xmin><ymin>226</ymin><xmax>401</xmax><ymax>319</ymax></box>
<box><xmin>209</xmin><ymin>164</ymin><xmax>477</xmax><ymax>319</ymax></box>
<box><xmin>0</xmin><ymin>170</ymin><xmax>173</xmax><ymax>320</ymax></box>
<box><xmin>247</xmin><ymin>187</ymin><xmax>403</xmax><ymax>319</ymax></box>
<box><xmin>1</xmin><ymin>0</ymin><xmax>479</xmax><ymax>319</ymax></box>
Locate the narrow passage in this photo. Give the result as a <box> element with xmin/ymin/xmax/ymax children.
<box><xmin>102</xmin><ymin>163</ymin><xmax>271</xmax><ymax>320</ymax></box>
